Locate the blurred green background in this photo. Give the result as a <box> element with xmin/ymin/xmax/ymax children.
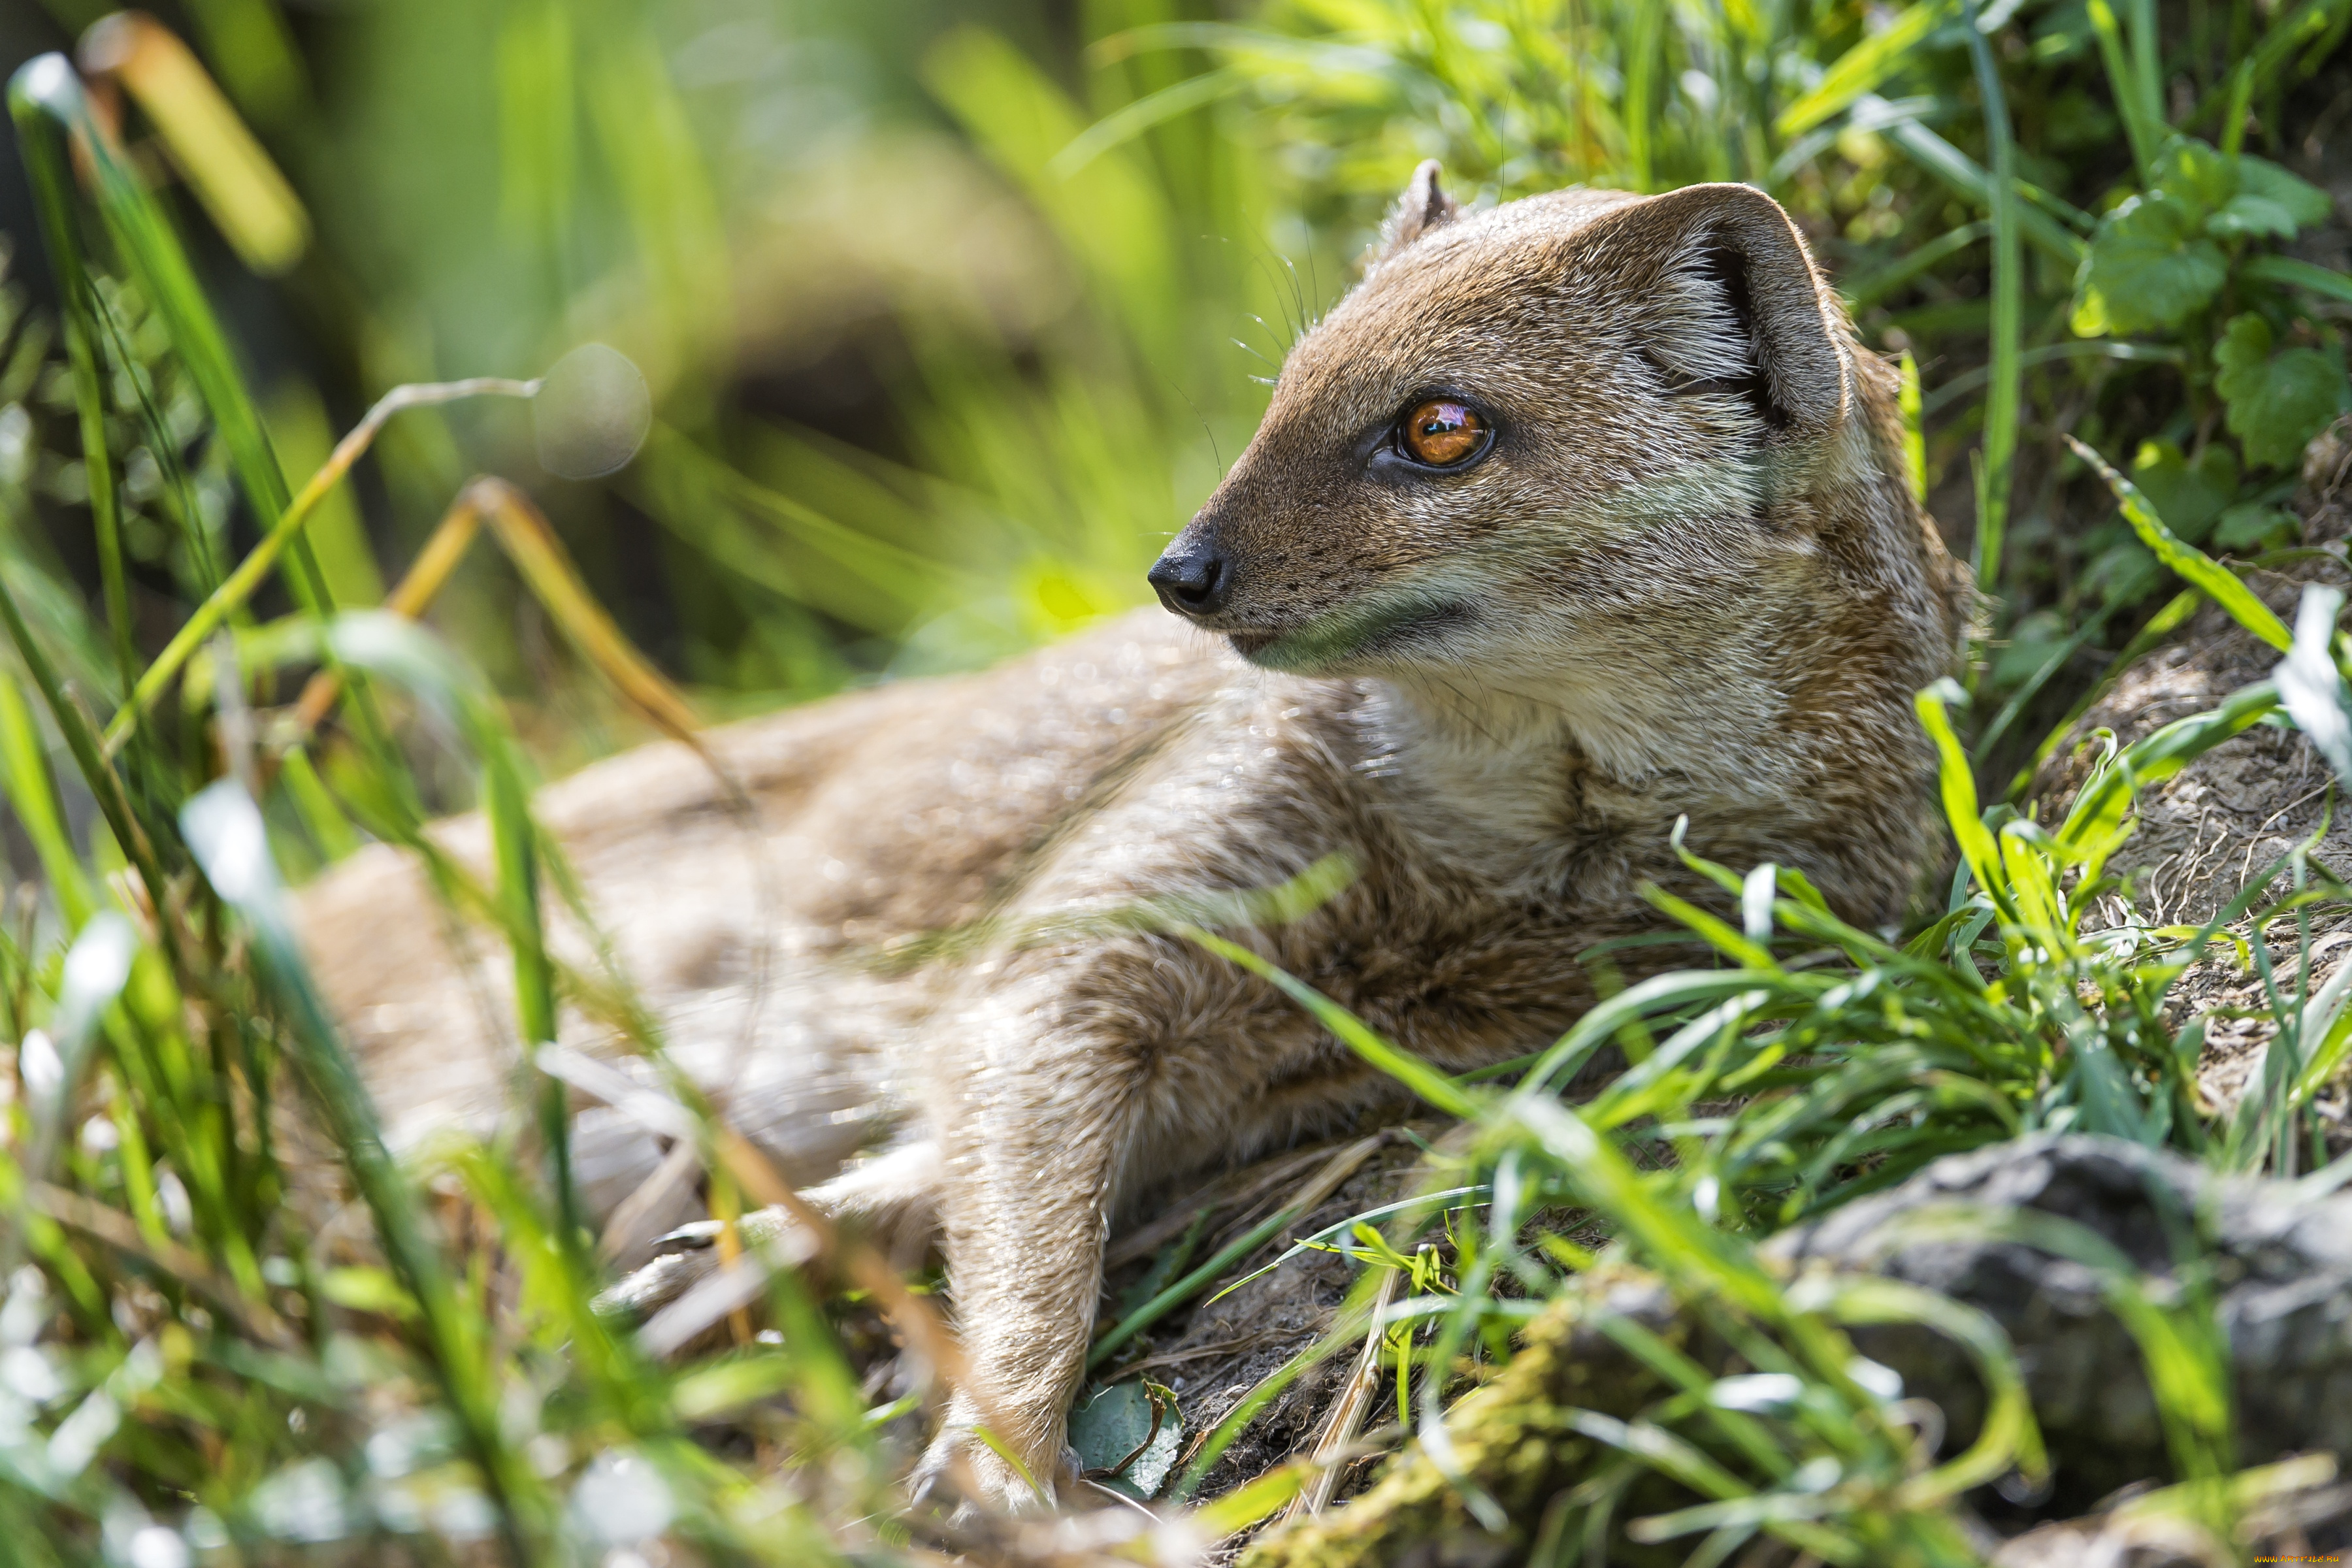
<box><xmin>0</xmin><ymin>0</ymin><xmax>2347</xmax><ymax>794</ymax></box>
<box><xmin>1</xmin><ymin>0</ymin><xmax>1310</xmax><ymax>785</ymax></box>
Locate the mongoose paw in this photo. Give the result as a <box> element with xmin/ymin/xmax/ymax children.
<box><xmin>907</xmin><ymin>1411</ymin><xmax>1073</xmax><ymax>1518</ymax></box>
<box><xmin>595</xmin><ymin>1145</ymin><xmax>943</xmax><ymax>1356</ymax></box>
<box><xmin>646</xmin><ymin>1204</ymin><xmax>802</xmax><ymax>1258</ymax></box>
<box><xmin>593</xmin><ymin>1206</ymin><xmax>807</xmax><ymax>1348</ymax></box>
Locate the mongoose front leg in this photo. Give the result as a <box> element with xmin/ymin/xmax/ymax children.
<box><xmin>914</xmin><ymin>983</ymin><xmax>1149</xmax><ymax>1512</ymax></box>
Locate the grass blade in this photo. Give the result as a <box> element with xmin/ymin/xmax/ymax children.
<box><xmin>2010</xmin><ymin>586</ymin><xmax>2200</xmax><ymax>799</ymax></box>
<box><xmin>1776</xmin><ymin>0</ymin><xmax>1952</xmax><ymax>140</ymax></box>
<box><xmin>1916</xmin><ymin>682</ymin><xmax>2012</xmax><ymax>917</ymax></box>
<box><xmin>8</xmin><ymin>60</ymin><xmax>135</xmax><ymax>699</ymax></box>
<box><xmin>1184</xmin><ymin>927</ymin><xmax>1482</xmax><ymax>1120</ymax></box>
<box><xmin>2088</xmin><ymin>0</ymin><xmax>2164</xmax><ymax>171</ymax></box>
<box><xmin>77</xmin><ymin>14</ymin><xmax>310</xmax><ymax>274</ymax></box>
<box><xmin>0</xmin><ymin>558</ymin><xmax>181</xmax><ymax>976</ymax></box>
<box><xmin>0</xmin><ymin>669</ymin><xmax>95</xmax><ymax>927</ymax></box>
<box><xmin>2068</xmin><ymin>435</ymin><xmax>2293</xmax><ymax>651</ymax></box>
<box><xmin>474</xmin><ymin>478</ymin><xmax>702</xmax><ymax>747</ymax></box>
<box><xmin>180</xmin><ymin>780</ymin><xmax>556</xmax><ymax>1564</ymax></box>
<box><xmin>107</xmin><ymin>378</ymin><xmax>540</xmax><ymax>746</ymax></box>
<box><xmin>11</xmin><ymin>56</ymin><xmax>287</xmax><ymax>534</ymax></box>
<box><xmin>1869</xmin><ymin>104</ymin><xmax>2090</xmax><ymax>263</ymax></box>
<box><xmin>1961</xmin><ymin>0</ymin><xmax>2023</xmax><ymax>600</ymax></box>
<box><xmin>2056</xmin><ymin>680</ymin><xmax>2282</xmax><ymax>855</ymax></box>
<box><xmin>2242</xmin><ymin>253</ymin><xmax>2352</xmax><ymax>306</ymax></box>
<box><xmin>2273</xmin><ymin>584</ymin><xmax>2352</xmax><ymax>789</ymax></box>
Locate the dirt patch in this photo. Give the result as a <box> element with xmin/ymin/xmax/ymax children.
<box><xmin>1092</xmin><ymin>1126</ymin><xmax>1441</xmax><ymax>1505</ymax></box>
<box><xmin>2037</xmin><ymin>417</ymin><xmax>2352</xmax><ymax>1140</ymax></box>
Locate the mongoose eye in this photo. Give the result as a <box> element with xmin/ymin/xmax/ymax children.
<box><xmin>1396</xmin><ymin>399</ymin><xmax>1490</xmax><ymax>468</ymax></box>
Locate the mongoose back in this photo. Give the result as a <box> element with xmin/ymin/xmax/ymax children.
<box><xmin>299</xmin><ymin>171</ymin><xmax>1968</xmax><ymax>1509</ymax></box>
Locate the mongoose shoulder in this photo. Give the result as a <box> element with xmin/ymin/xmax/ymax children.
<box><xmin>298</xmin><ymin>169</ymin><xmax>1968</xmax><ymax>1511</ymax></box>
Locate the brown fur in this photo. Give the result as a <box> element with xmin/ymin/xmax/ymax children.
<box><xmin>297</xmin><ymin>175</ymin><xmax>1968</xmax><ymax>1508</ymax></box>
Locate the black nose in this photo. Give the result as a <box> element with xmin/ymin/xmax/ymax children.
<box><xmin>1148</xmin><ymin>543</ymin><xmax>1231</xmax><ymax>616</ymax></box>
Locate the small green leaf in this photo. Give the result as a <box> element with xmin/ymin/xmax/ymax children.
<box><xmin>2213</xmin><ymin>502</ymin><xmax>2300</xmax><ymax>552</ymax></box>
<box><xmin>2070</xmin><ymin>285</ymin><xmax>2114</xmax><ymax>338</ymax></box>
<box><xmin>2129</xmin><ymin>438</ymin><xmax>2238</xmax><ymax>542</ymax></box>
<box><xmin>2151</xmin><ymin>137</ymin><xmax>2234</xmax><ymax>215</ymax></box>
<box><xmin>2215</xmin><ymin>313</ymin><xmax>2350</xmax><ymax>470</ymax></box>
<box><xmin>2206</xmin><ymin>193</ymin><xmax>2301</xmax><ymax>240</ymax></box>
<box><xmin>2074</xmin><ymin>192</ymin><xmax>2227</xmax><ymax>335</ymax></box>
<box><xmin>2237</xmin><ymin>155</ymin><xmax>2332</xmax><ymax>227</ymax></box>
<box><xmin>2214</xmin><ymin>310</ymin><xmax>2274</xmax><ymax>368</ymax></box>
<box><xmin>1069</xmin><ymin>1380</ymin><xmax>1183</xmax><ymax>1499</ymax></box>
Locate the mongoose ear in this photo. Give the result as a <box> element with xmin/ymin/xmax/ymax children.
<box><xmin>1369</xmin><ymin>160</ymin><xmax>1459</xmax><ymax>267</ymax></box>
<box><xmin>1618</xmin><ymin>183</ymin><xmax>1851</xmax><ymax>436</ymax></box>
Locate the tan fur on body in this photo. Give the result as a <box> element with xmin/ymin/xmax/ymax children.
<box><xmin>298</xmin><ymin>174</ymin><xmax>1967</xmax><ymax>1509</ymax></box>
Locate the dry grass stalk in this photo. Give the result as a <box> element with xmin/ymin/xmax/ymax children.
<box><xmin>1281</xmin><ymin>1263</ymin><xmax>1405</xmax><ymax>1524</ymax></box>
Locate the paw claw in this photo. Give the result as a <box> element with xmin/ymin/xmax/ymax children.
<box><xmin>649</xmin><ymin>1219</ymin><xmax>723</xmax><ymax>1256</ymax></box>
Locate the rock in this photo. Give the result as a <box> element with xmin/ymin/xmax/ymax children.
<box><xmin>1245</xmin><ymin>1134</ymin><xmax>2352</xmax><ymax>1567</ymax></box>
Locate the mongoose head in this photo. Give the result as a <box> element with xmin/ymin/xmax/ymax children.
<box><xmin>1151</xmin><ymin>171</ymin><xmax>1961</xmax><ymax>771</ymax></box>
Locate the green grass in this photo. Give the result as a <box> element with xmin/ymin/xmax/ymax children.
<box><xmin>0</xmin><ymin>0</ymin><xmax>2349</xmax><ymax>1562</ymax></box>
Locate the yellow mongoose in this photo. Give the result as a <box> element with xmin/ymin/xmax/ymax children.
<box><xmin>299</xmin><ymin>171</ymin><xmax>1968</xmax><ymax>1509</ymax></box>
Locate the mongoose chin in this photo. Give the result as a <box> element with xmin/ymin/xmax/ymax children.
<box><xmin>298</xmin><ymin>167</ymin><xmax>1968</xmax><ymax>1514</ymax></box>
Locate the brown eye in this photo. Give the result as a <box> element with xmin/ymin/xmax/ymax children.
<box><xmin>1398</xmin><ymin>399</ymin><xmax>1490</xmax><ymax>467</ymax></box>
